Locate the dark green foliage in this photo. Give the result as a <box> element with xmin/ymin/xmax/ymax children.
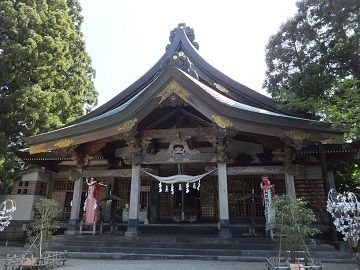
<box><xmin>335</xmin><ymin>158</ymin><xmax>360</xmax><ymax>192</ymax></box>
<box><xmin>27</xmin><ymin>199</ymin><xmax>61</xmax><ymax>256</ymax></box>
<box><xmin>0</xmin><ymin>0</ymin><xmax>97</xmax><ymax>189</ymax></box>
<box><xmin>264</xmin><ymin>0</ymin><xmax>360</xmax><ymax>140</ymax></box>
<box><xmin>272</xmin><ymin>195</ymin><xmax>320</xmax><ymax>262</ymax></box>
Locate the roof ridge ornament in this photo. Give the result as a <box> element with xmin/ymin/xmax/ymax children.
<box><xmin>167</xmin><ymin>23</ymin><xmax>199</xmax><ymax>50</ymax></box>
<box><xmin>159</xmin><ymin>52</ymin><xmax>199</xmax><ymax>80</ymax></box>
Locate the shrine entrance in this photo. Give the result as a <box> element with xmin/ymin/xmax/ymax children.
<box><xmin>156</xmin><ymin>165</ymin><xmax>218</xmax><ymax>223</ymax></box>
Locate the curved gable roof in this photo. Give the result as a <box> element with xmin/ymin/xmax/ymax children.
<box><xmin>25</xmin><ymin>68</ymin><xmax>340</xmax><ymax>151</ymax></box>
<box><xmin>70</xmin><ymin>23</ymin><xmax>307</xmax><ymax>126</ymax></box>
<box><xmin>24</xmin><ymin>24</ymin><xmax>342</xmax><ymax>153</ymax></box>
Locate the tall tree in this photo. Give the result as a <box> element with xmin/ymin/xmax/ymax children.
<box><xmin>0</xmin><ymin>0</ymin><xmax>97</xmax><ymax>189</ymax></box>
<box><xmin>264</xmin><ymin>0</ymin><xmax>360</xmax><ymax>140</ymax></box>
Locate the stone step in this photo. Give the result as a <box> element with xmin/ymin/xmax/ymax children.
<box><xmin>52</xmin><ymin>245</ymin><xmax>266</xmax><ymax>256</ymax></box>
<box><xmin>53</xmin><ymin>234</ymin><xmax>275</xmax><ymax>245</ymax></box>
<box><xmin>52</xmin><ymin>234</ymin><xmax>346</xmax><ymax>260</ymax></box>
<box><xmin>51</xmin><ymin>245</ymin><xmax>351</xmax><ymax>259</ymax></box>
<box><xmin>52</xmin><ymin>240</ymin><xmax>276</xmax><ymax>250</ymax></box>
<box><xmin>97</xmin><ymin>223</ymin><xmax>264</xmax><ymax>237</ymax></box>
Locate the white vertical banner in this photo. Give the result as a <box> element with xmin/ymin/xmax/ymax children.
<box><xmin>263</xmin><ymin>187</ymin><xmax>275</xmax><ymax>233</ymax></box>
<box><xmin>260</xmin><ymin>175</ymin><xmax>275</xmax><ymax>238</ymax></box>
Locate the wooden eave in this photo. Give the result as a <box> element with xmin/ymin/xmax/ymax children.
<box><xmin>24</xmin><ymin>68</ymin><xmax>342</xmax><ymax>154</ymax></box>
<box><xmin>67</xmin><ymin>26</ymin><xmax>305</xmax><ymax>128</ymax></box>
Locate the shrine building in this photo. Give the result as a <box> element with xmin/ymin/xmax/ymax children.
<box><xmin>4</xmin><ymin>23</ymin><xmax>358</xmax><ymax>239</ymax></box>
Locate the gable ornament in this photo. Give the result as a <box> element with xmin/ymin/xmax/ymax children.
<box><xmin>156</xmin><ymin>80</ymin><xmax>192</xmax><ymax>104</ymax></box>
<box><xmin>29</xmin><ymin>138</ymin><xmax>74</xmax><ymax>154</ymax></box>
<box><xmin>117</xmin><ymin>118</ymin><xmax>138</xmax><ymax>134</ymax></box>
<box><xmin>212</xmin><ymin>115</ymin><xmax>233</xmax><ymax>129</ymax></box>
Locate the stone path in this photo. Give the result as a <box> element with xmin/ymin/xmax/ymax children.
<box><xmin>0</xmin><ymin>246</ymin><xmax>357</xmax><ymax>270</ymax></box>
<box><xmin>10</xmin><ymin>258</ymin><xmax>357</xmax><ymax>270</ymax></box>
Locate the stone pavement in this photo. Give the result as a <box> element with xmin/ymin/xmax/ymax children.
<box><xmin>0</xmin><ymin>246</ymin><xmax>357</xmax><ymax>270</ymax></box>
<box><xmin>40</xmin><ymin>259</ymin><xmax>358</xmax><ymax>270</ymax></box>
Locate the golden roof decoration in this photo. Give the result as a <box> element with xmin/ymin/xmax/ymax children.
<box><xmin>118</xmin><ymin>118</ymin><xmax>138</xmax><ymax>133</ymax></box>
<box><xmin>29</xmin><ymin>143</ymin><xmax>46</xmax><ymax>155</ymax></box>
<box><xmin>156</xmin><ymin>80</ymin><xmax>192</xmax><ymax>104</ymax></box>
<box><xmin>212</xmin><ymin>115</ymin><xmax>233</xmax><ymax>129</ymax></box>
<box><xmin>29</xmin><ymin>138</ymin><xmax>74</xmax><ymax>155</ymax></box>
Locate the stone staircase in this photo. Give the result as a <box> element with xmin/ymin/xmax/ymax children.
<box><xmin>51</xmin><ymin>228</ymin><xmax>351</xmax><ymax>262</ymax></box>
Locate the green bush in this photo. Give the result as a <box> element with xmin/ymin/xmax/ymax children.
<box><xmin>27</xmin><ymin>199</ymin><xmax>61</xmax><ymax>256</ymax></box>
<box><xmin>272</xmin><ymin>195</ymin><xmax>320</xmax><ymax>262</ymax></box>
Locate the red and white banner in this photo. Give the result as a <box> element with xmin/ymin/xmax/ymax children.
<box><xmin>260</xmin><ymin>175</ymin><xmax>275</xmax><ymax>235</ymax></box>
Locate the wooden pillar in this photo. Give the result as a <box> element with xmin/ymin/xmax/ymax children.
<box><xmin>327</xmin><ymin>170</ymin><xmax>336</xmax><ymax>190</ymax></box>
<box><xmin>66</xmin><ymin>176</ymin><xmax>83</xmax><ymax>234</ymax></box>
<box><xmin>217</xmin><ymin>162</ymin><xmax>231</xmax><ymax>238</ymax></box>
<box><xmin>284</xmin><ymin>173</ymin><xmax>296</xmax><ymax>199</ymax></box>
<box><xmin>125</xmin><ymin>165</ymin><xmax>141</xmax><ymax>237</ymax></box>
<box><xmin>103</xmin><ymin>177</ymin><xmax>114</xmax><ymax>222</ymax></box>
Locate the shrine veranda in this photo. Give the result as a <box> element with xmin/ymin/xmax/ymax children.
<box><xmin>2</xmin><ymin>24</ymin><xmax>358</xmax><ymax>240</ymax></box>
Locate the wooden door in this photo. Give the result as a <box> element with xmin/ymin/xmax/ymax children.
<box><xmin>199</xmin><ymin>176</ymin><xmax>217</xmax><ymax>221</ymax></box>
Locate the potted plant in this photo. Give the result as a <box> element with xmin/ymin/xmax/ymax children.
<box><xmin>267</xmin><ymin>194</ymin><xmax>322</xmax><ymax>269</ymax></box>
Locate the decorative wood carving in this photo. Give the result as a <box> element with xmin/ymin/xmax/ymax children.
<box><xmin>159</xmin><ymin>52</ymin><xmax>198</xmax><ymax>80</ymax></box>
<box><xmin>29</xmin><ymin>144</ymin><xmax>46</xmax><ymax>154</ymax></box>
<box><xmin>167</xmin><ymin>23</ymin><xmax>199</xmax><ymax>50</ymax></box>
<box><xmin>141</xmin><ymin>138</ymin><xmax>219</xmax><ymax>164</ymax></box>
<box><xmin>207</xmin><ymin>166</ymin><xmax>284</xmax><ymax>175</ymax></box>
<box><xmin>284</xmin><ymin>130</ymin><xmax>311</xmax><ymax>141</ymax></box>
<box><xmin>117</xmin><ymin>118</ymin><xmax>138</xmax><ymax>134</ymax></box>
<box><xmin>29</xmin><ymin>138</ymin><xmax>74</xmax><ymax>154</ymax></box>
<box><xmin>142</xmin><ymin>152</ymin><xmax>217</xmax><ymax>164</ymax></box>
<box><xmin>156</xmin><ymin>80</ymin><xmax>192</xmax><ymax>104</ymax></box>
<box><xmin>211</xmin><ymin>115</ymin><xmax>233</xmax><ymax>129</ymax></box>
<box><xmin>140</xmin><ymin>127</ymin><xmax>213</xmax><ymax>140</ymax></box>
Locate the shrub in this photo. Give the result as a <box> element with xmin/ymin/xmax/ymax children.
<box><xmin>272</xmin><ymin>195</ymin><xmax>320</xmax><ymax>262</ymax></box>
<box><xmin>27</xmin><ymin>199</ymin><xmax>61</xmax><ymax>257</ymax></box>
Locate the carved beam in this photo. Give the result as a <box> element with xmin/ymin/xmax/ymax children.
<box><xmin>140</xmin><ymin>127</ymin><xmax>213</xmax><ymax>140</ymax></box>
<box><xmin>206</xmin><ymin>166</ymin><xmax>285</xmax><ymax>175</ymax></box>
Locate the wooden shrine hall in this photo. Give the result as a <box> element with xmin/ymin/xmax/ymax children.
<box><xmin>16</xmin><ymin>23</ymin><xmax>354</xmax><ymax>238</ymax></box>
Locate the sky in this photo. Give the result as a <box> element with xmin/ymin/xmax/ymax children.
<box><xmin>79</xmin><ymin>0</ymin><xmax>298</xmax><ymax>107</ymax></box>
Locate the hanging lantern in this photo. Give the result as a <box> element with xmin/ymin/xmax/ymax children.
<box><xmin>165</xmin><ymin>185</ymin><xmax>169</xmax><ymax>192</ymax></box>
<box><xmin>192</xmin><ymin>182</ymin><xmax>196</xmax><ymax>189</ymax></box>
<box><xmin>179</xmin><ymin>183</ymin><xmax>182</xmax><ymax>191</ymax></box>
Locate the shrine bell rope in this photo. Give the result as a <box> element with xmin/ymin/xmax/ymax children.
<box><xmin>139</xmin><ymin>167</ymin><xmax>217</xmax><ymax>194</ymax></box>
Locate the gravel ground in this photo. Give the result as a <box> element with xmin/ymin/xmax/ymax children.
<box><xmin>39</xmin><ymin>258</ymin><xmax>357</xmax><ymax>270</ymax></box>
<box><xmin>0</xmin><ymin>246</ymin><xmax>356</xmax><ymax>270</ymax></box>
